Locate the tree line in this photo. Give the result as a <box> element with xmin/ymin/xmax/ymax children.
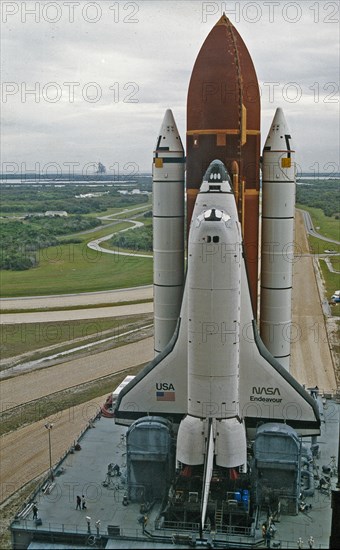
<box><xmin>0</xmin><ymin>216</ymin><xmax>98</xmax><ymax>271</ymax></box>
<box><xmin>110</xmin><ymin>224</ymin><xmax>153</xmax><ymax>252</ymax></box>
<box><xmin>0</xmin><ymin>186</ymin><xmax>148</xmax><ymax>215</ymax></box>
<box><xmin>296</xmin><ymin>179</ymin><xmax>339</xmax><ymax>218</ymax></box>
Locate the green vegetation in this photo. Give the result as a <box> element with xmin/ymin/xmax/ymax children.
<box><xmin>0</xmin><ymin>205</ymin><xmax>154</xmax><ymax>296</ymax></box>
<box><xmin>319</xmin><ymin>259</ymin><xmax>340</xmax><ymax>297</ymax></box>
<box><xmin>0</xmin><ymin>239</ymin><xmax>153</xmax><ymax>296</ymax></box>
<box><xmin>307</xmin><ymin>234</ymin><xmax>340</xmax><ymax>256</ymax></box>
<box><xmin>0</xmin><ymin>216</ymin><xmax>99</xmax><ymax>271</ymax></box>
<box><xmin>296</xmin><ymin>185</ymin><xmax>339</xmax><ymax>320</ymax></box>
<box><xmin>329</xmin><ymin>256</ymin><xmax>340</xmax><ymax>271</ymax></box>
<box><xmin>295</xmin><ymin>178</ymin><xmax>340</xmax><ymax>319</ymax></box>
<box><xmin>109</xmin><ymin>224</ymin><xmax>153</xmax><ymax>252</ymax></box>
<box><xmin>296</xmin><ymin>179</ymin><xmax>339</xmax><ymax>257</ymax></box>
<box><xmin>296</xmin><ymin>179</ymin><xmax>339</xmax><ymax>218</ymax></box>
<box><xmin>0</xmin><ymin>184</ymin><xmax>148</xmax><ymax>215</ymax></box>
<box><xmin>25</xmin><ymin>214</ymin><xmax>99</xmax><ymax>235</ymax></box>
<box><xmin>0</xmin><ymin>187</ymin><xmax>151</xmax><ymax>272</ymax></box>
<box><xmin>296</xmin><ymin>185</ymin><xmax>339</xmax><ymax>318</ymax></box>
<box><xmin>296</xmin><ymin>205</ymin><xmax>340</xmax><ymax>245</ymax></box>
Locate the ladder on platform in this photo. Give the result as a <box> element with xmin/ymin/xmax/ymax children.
<box><xmin>215</xmin><ymin>506</ymin><xmax>223</xmax><ymax>530</ymax></box>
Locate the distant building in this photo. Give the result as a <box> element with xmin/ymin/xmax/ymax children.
<box><xmin>45</xmin><ymin>211</ymin><xmax>68</xmax><ymax>217</ymax></box>
<box><xmin>96</xmin><ymin>161</ymin><xmax>106</xmax><ymax>174</ymax></box>
<box><xmin>117</xmin><ymin>189</ymin><xmax>149</xmax><ymax>196</ymax></box>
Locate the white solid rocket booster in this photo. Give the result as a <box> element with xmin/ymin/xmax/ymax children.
<box><xmin>152</xmin><ymin>110</ymin><xmax>185</xmax><ymax>354</ymax></box>
<box><xmin>260</xmin><ymin>108</ymin><xmax>296</xmax><ymax>371</ymax></box>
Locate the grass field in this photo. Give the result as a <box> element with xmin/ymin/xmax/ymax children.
<box><xmin>319</xmin><ymin>259</ymin><xmax>340</xmax><ymax>298</ymax></box>
<box><xmin>329</xmin><ymin>256</ymin><xmax>340</xmax><ymax>271</ymax></box>
<box><xmin>0</xmin><ymin>245</ymin><xmax>153</xmax><ymax>297</ymax></box>
<box><xmin>308</xmin><ymin>235</ymin><xmax>340</xmax><ymax>255</ymax></box>
<box><xmin>1</xmin><ymin>201</ymin><xmax>337</xmax><ymax>298</ymax></box>
<box><xmin>0</xmin><ymin>216</ymin><xmax>153</xmax><ymax>297</ymax></box>
<box><xmin>57</xmin><ymin>220</ymin><xmax>131</xmax><ymax>241</ymax></box>
<box><xmin>296</xmin><ymin>204</ymin><xmax>340</xmax><ymax>243</ymax></box>
<box><xmin>303</xmin><ymin>204</ymin><xmax>340</xmax><ymax>318</ymax></box>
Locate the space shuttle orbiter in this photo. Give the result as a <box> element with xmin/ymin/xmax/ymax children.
<box><xmin>115</xmin><ymin>157</ymin><xmax>320</xmax><ymax>525</ymax></box>
<box><xmin>114</xmin><ymin>15</ymin><xmax>320</xmax><ymax>528</ymax></box>
<box><xmin>115</xmin><ymin>159</ymin><xmax>320</xmax><ymax>443</ymax></box>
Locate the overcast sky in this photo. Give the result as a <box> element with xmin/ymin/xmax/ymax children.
<box><xmin>1</xmin><ymin>0</ymin><xmax>339</xmax><ymax>175</ymax></box>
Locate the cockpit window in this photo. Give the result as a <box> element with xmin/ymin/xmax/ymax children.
<box><xmin>205</xmin><ymin>235</ymin><xmax>220</xmax><ymax>243</ymax></box>
<box><xmin>203</xmin><ymin>159</ymin><xmax>228</xmax><ymax>183</ymax></box>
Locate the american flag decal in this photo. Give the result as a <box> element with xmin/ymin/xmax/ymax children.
<box><xmin>156</xmin><ymin>391</ymin><xmax>175</xmax><ymax>402</ymax></box>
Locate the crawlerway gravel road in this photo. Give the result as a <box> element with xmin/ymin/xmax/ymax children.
<box><xmin>290</xmin><ymin>210</ymin><xmax>336</xmax><ymax>390</ymax></box>
<box><xmin>0</xmin><ymin>211</ymin><xmax>337</xmax><ymax>504</ymax></box>
<box><xmin>0</xmin><ymin>338</ymin><xmax>154</xmax><ymax>503</ymax></box>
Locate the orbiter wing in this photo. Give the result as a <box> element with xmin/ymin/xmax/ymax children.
<box><xmin>115</xmin><ymin>247</ymin><xmax>320</xmax><ymax>436</ymax></box>
<box><xmin>115</xmin><ymin>160</ymin><xmax>320</xmax><ymax>437</ymax></box>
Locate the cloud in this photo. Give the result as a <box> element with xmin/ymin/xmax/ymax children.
<box><xmin>1</xmin><ymin>0</ymin><xmax>339</xmax><ymax>172</ymax></box>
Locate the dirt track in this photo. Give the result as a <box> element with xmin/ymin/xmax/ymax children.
<box><xmin>0</xmin><ymin>210</ymin><xmax>337</xmax><ymax>505</ymax></box>
<box><xmin>0</xmin><ymin>396</ymin><xmax>106</xmax><ymax>503</ymax></box>
<box><xmin>291</xmin><ymin>211</ymin><xmax>336</xmax><ymax>390</ymax></box>
<box><xmin>1</xmin><ymin>338</ymin><xmax>154</xmax><ymax>411</ymax></box>
<box><xmin>0</xmin><ymin>338</ymin><xmax>154</xmax><ymax>503</ymax></box>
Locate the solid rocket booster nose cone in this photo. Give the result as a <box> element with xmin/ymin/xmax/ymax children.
<box><xmin>154</xmin><ymin>109</ymin><xmax>184</xmax><ymax>153</ymax></box>
<box><xmin>264</xmin><ymin>107</ymin><xmax>295</xmax><ymax>152</ymax></box>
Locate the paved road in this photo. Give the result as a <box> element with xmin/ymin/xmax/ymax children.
<box><xmin>87</xmin><ymin>219</ymin><xmax>153</xmax><ymax>258</ymax></box>
<box><xmin>324</xmin><ymin>256</ymin><xmax>340</xmax><ymax>274</ymax></box>
<box><xmin>0</xmin><ymin>286</ymin><xmax>153</xmax><ymax>311</ymax></box>
<box><xmin>0</xmin><ymin>302</ymin><xmax>153</xmax><ymax>324</ymax></box>
<box><xmin>300</xmin><ymin>209</ymin><xmax>340</xmax><ymax>245</ymax></box>
<box><xmin>87</xmin><ymin>204</ymin><xmax>153</xmax><ymax>257</ymax></box>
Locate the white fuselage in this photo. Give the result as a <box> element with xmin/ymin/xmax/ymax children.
<box><xmin>176</xmin><ymin>176</ymin><xmax>247</xmax><ymax>470</ymax></box>
<box><xmin>188</xmin><ymin>192</ymin><xmax>242</xmax><ymax>420</ymax></box>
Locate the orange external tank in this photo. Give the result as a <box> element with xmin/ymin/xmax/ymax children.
<box><xmin>186</xmin><ymin>14</ymin><xmax>260</xmax><ymax>313</ymax></box>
